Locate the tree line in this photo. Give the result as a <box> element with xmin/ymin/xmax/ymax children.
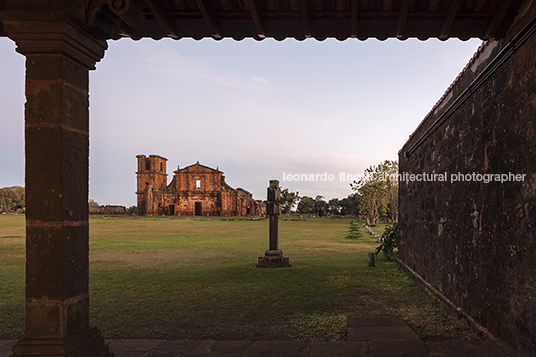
<box><xmin>1</xmin><ymin>159</ymin><xmax>397</xmax><ymax>222</ymax></box>
<box><xmin>280</xmin><ymin>189</ymin><xmax>360</xmax><ymax>216</ymax></box>
<box><xmin>0</xmin><ymin>190</ymin><xmax>138</xmax><ymax>215</ymax></box>
<box><xmin>89</xmin><ymin>199</ymin><xmax>137</xmax><ymax>215</ymax></box>
<box><xmin>0</xmin><ymin>186</ymin><xmax>25</xmax><ymax>212</ymax></box>
<box><xmin>280</xmin><ymin>159</ymin><xmax>398</xmax><ymax>224</ymax></box>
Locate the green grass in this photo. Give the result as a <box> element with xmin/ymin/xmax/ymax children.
<box><xmin>0</xmin><ymin>214</ymin><xmax>478</xmax><ymax>341</ymax></box>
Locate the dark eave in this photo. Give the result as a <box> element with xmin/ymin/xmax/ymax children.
<box><xmin>118</xmin><ymin>0</ymin><xmax>523</xmax><ymax>41</ymax></box>
<box><xmin>0</xmin><ymin>0</ymin><xmax>525</xmax><ymax>41</ymax></box>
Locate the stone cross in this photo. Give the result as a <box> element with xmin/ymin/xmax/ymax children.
<box><xmin>267</xmin><ymin>180</ymin><xmax>280</xmax><ymax>250</ymax></box>
<box><xmin>257</xmin><ymin>180</ymin><xmax>291</xmax><ymax>268</ymax></box>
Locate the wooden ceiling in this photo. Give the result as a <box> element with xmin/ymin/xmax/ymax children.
<box><xmin>88</xmin><ymin>0</ymin><xmax>524</xmax><ymax>41</ymax></box>
<box><xmin>0</xmin><ymin>0</ymin><xmax>525</xmax><ymax>41</ymax></box>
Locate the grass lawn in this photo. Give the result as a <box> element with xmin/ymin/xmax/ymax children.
<box><xmin>0</xmin><ymin>214</ymin><xmax>478</xmax><ymax>341</ymax></box>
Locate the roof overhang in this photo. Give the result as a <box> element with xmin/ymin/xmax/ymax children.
<box><xmin>85</xmin><ymin>0</ymin><xmax>523</xmax><ymax>41</ymax></box>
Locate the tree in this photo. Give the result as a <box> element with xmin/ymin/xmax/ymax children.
<box><xmin>297</xmin><ymin>196</ymin><xmax>316</xmax><ymax>214</ymax></box>
<box><xmin>351</xmin><ymin>160</ymin><xmax>398</xmax><ymax>225</ymax></box>
<box><xmin>280</xmin><ymin>188</ymin><xmax>300</xmax><ymax>214</ymax></box>
<box><xmin>339</xmin><ymin>193</ymin><xmax>360</xmax><ymax>216</ymax></box>
<box><xmin>0</xmin><ymin>186</ymin><xmax>25</xmax><ymax>212</ymax></box>
<box><xmin>384</xmin><ymin>168</ymin><xmax>399</xmax><ymax>222</ymax></box>
<box><xmin>315</xmin><ymin>195</ymin><xmax>328</xmax><ymax>216</ymax></box>
<box><xmin>328</xmin><ymin>198</ymin><xmax>341</xmax><ymax>215</ymax></box>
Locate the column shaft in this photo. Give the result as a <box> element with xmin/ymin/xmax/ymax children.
<box><xmin>5</xmin><ymin>21</ymin><xmax>111</xmax><ymax>357</ymax></box>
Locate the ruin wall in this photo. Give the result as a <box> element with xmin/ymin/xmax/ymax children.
<box><xmin>398</xmin><ymin>5</ymin><xmax>536</xmax><ymax>355</ymax></box>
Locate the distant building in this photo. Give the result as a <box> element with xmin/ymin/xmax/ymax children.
<box><xmin>136</xmin><ymin>155</ymin><xmax>264</xmax><ymax>216</ymax></box>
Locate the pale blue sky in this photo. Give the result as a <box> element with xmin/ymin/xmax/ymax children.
<box><xmin>0</xmin><ymin>37</ymin><xmax>481</xmax><ymax>206</ymax></box>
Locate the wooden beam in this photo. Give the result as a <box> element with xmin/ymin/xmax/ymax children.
<box><xmin>247</xmin><ymin>0</ymin><xmax>265</xmax><ymax>38</ymax></box>
<box><xmin>483</xmin><ymin>0</ymin><xmax>513</xmax><ymax>39</ymax></box>
<box><xmin>143</xmin><ymin>0</ymin><xmax>179</xmax><ymax>39</ymax></box>
<box><xmin>382</xmin><ymin>0</ymin><xmax>393</xmax><ymax>11</ymax></box>
<box><xmin>351</xmin><ymin>0</ymin><xmax>358</xmax><ymax>38</ymax></box>
<box><xmin>427</xmin><ymin>0</ymin><xmax>440</xmax><ymax>11</ymax></box>
<box><xmin>439</xmin><ymin>0</ymin><xmax>462</xmax><ymax>40</ymax></box>
<box><xmin>396</xmin><ymin>0</ymin><xmax>409</xmax><ymax>39</ymax></box>
<box><xmin>194</xmin><ymin>0</ymin><xmax>222</xmax><ymax>39</ymax></box>
<box><xmin>300</xmin><ymin>0</ymin><xmax>311</xmax><ymax>38</ymax></box>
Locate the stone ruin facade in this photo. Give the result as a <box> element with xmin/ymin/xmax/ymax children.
<box><xmin>136</xmin><ymin>155</ymin><xmax>265</xmax><ymax>216</ymax></box>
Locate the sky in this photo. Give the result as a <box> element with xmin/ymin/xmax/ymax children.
<box><xmin>0</xmin><ymin>36</ymin><xmax>482</xmax><ymax>207</ymax></box>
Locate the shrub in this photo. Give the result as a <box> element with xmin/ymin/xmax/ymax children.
<box><xmin>375</xmin><ymin>222</ymin><xmax>398</xmax><ymax>261</ymax></box>
<box><xmin>345</xmin><ymin>220</ymin><xmax>360</xmax><ymax>239</ymax></box>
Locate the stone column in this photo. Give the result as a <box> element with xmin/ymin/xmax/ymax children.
<box><xmin>268</xmin><ymin>181</ymin><xmax>279</xmax><ymax>251</ymax></box>
<box><xmin>5</xmin><ymin>21</ymin><xmax>112</xmax><ymax>357</ymax></box>
<box><xmin>257</xmin><ymin>180</ymin><xmax>290</xmax><ymax>268</ymax></box>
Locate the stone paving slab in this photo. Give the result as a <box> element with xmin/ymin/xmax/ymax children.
<box><xmin>307</xmin><ymin>341</ymin><xmax>369</xmax><ymax>357</ymax></box>
<box><xmin>426</xmin><ymin>340</ymin><xmax>524</xmax><ymax>357</ymax></box>
<box><xmin>0</xmin><ymin>338</ymin><xmax>526</xmax><ymax>357</ymax></box>
<box><xmin>346</xmin><ymin>316</ymin><xmax>429</xmax><ymax>357</ymax></box>
<box><xmin>0</xmin><ymin>316</ymin><xmax>524</xmax><ymax>357</ymax></box>
<box><xmin>349</xmin><ymin>325</ymin><xmax>422</xmax><ymax>341</ymax></box>
<box><xmin>370</xmin><ymin>340</ymin><xmax>429</xmax><ymax>357</ymax></box>
<box><xmin>106</xmin><ymin>339</ymin><xmax>167</xmax><ymax>356</ymax></box>
<box><xmin>347</xmin><ymin>316</ymin><xmax>422</xmax><ymax>342</ymax></box>
<box><xmin>211</xmin><ymin>340</ymin><xmax>254</xmax><ymax>355</ymax></box>
<box><xmin>0</xmin><ymin>341</ymin><xmax>16</xmax><ymax>357</ymax></box>
<box><xmin>246</xmin><ymin>340</ymin><xmax>308</xmax><ymax>357</ymax></box>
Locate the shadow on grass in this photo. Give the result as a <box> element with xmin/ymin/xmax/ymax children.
<box><xmin>87</xmin><ymin>256</ymin><xmax>477</xmax><ymax>342</ymax></box>
<box><xmin>0</xmin><ymin>216</ymin><xmax>479</xmax><ymax>342</ymax></box>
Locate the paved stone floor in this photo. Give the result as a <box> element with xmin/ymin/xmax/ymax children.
<box><xmin>0</xmin><ymin>316</ymin><xmax>524</xmax><ymax>357</ymax></box>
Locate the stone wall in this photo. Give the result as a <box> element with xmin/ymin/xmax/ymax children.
<box><xmin>136</xmin><ymin>155</ymin><xmax>168</xmax><ymax>192</ymax></box>
<box><xmin>398</xmin><ymin>6</ymin><xmax>536</xmax><ymax>356</ymax></box>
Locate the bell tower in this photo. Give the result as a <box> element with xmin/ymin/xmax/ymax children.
<box><xmin>137</xmin><ymin>155</ymin><xmax>168</xmax><ymax>190</ymax></box>
<box><xmin>136</xmin><ymin>155</ymin><xmax>168</xmax><ymax>215</ymax></box>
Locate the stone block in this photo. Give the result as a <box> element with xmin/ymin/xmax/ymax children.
<box><xmin>308</xmin><ymin>342</ymin><xmax>369</xmax><ymax>357</ymax></box>
<box><xmin>257</xmin><ymin>250</ymin><xmax>291</xmax><ymax>268</ymax></box>
<box><xmin>369</xmin><ymin>340</ymin><xmax>428</xmax><ymax>357</ymax></box>
<box><xmin>246</xmin><ymin>341</ymin><xmax>307</xmax><ymax>357</ymax></box>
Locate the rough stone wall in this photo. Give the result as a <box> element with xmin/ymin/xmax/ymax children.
<box><xmin>136</xmin><ymin>155</ymin><xmax>168</xmax><ymax>190</ymax></box>
<box><xmin>398</xmin><ymin>7</ymin><xmax>536</xmax><ymax>355</ymax></box>
<box><xmin>136</xmin><ymin>155</ymin><xmax>168</xmax><ymax>215</ymax></box>
<box><xmin>172</xmin><ymin>166</ymin><xmax>223</xmax><ymax>192</ymax></box>
<box><xmin>167</xmin><ymin>191</ymin><xmax>222</xmax><ymax>216</ymax></box>
<box><xmin>236</xmin><ymin>188</ymin><xmax>259</xmax><ymax>216</ymax></box>
<box><xmin>221</xmin><ymin>191</ymin><xmax>234</xmax><ymax>216</ymax></box>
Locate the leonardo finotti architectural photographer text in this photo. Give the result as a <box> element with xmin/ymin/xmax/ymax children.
<box><xmin>282</xmin><ymin>172</ymin><xmax>527</xmax><ymax>183</ymax></box>
<box><xmin>398</xmin><ymin>172</ymin><xmax>526</xmax><ymax>183</ymax></box>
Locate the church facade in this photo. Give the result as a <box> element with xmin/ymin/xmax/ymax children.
<box><xmin>136</xmin><ymin>155</ymin><xmax>264</xmax><ymax>216</ymax></box>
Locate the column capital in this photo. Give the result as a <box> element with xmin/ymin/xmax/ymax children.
<box><xmin>4</xmin><ymin>20</ymin><xmax>107</xmax><ymax>70</ymax></box>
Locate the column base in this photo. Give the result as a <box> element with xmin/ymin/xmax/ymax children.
<box><xmin>257</xmin><ymin>250</ymin><xmax>291</xmax><ymax>268</ymax></box>
<box><xmin>11</xmin><ymin>326</ymin><xmax>113</xmax><ymax>357</ymax></box>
